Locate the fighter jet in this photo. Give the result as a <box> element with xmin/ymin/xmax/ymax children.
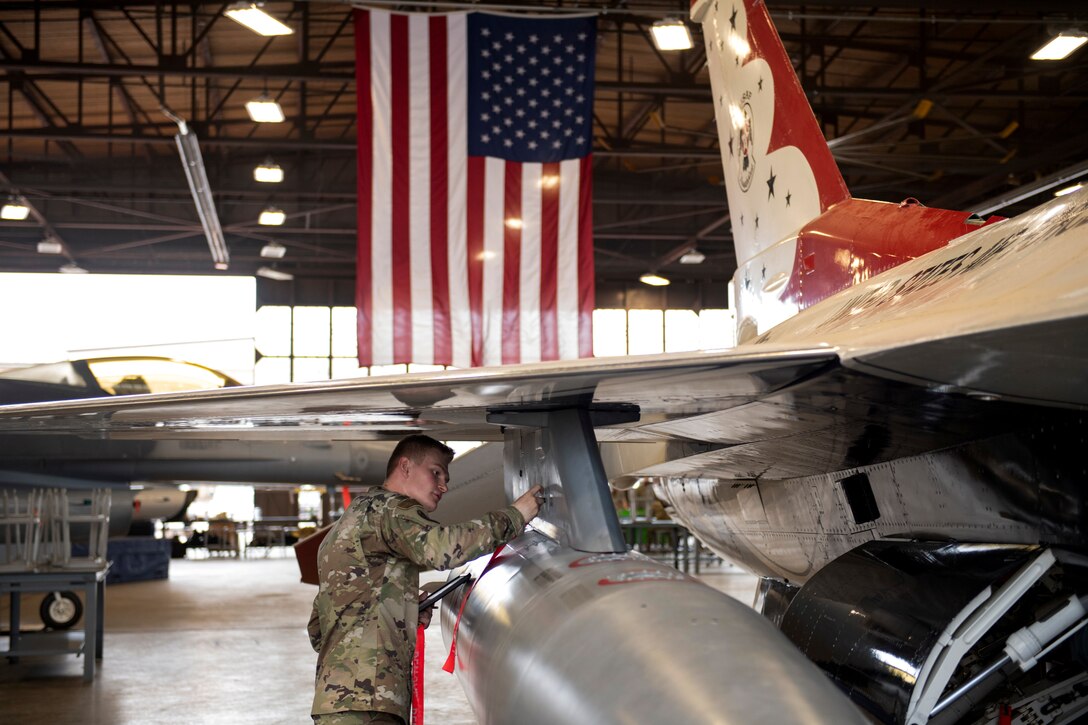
<box><xmin>2</xmin><ymin>1</ymin><xmax>1088</xmax><ymax>722</ymax></box>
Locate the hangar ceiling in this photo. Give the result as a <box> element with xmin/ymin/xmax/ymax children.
<box><xmin>0</xmin><ymin>0</ymin><xmax>1085</xmax><ymax>307</ymax></box>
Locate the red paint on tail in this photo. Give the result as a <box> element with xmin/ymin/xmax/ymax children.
<box><xmin>788</xmin><ymin>199</ymin><xmax>1005</xmax><ymax>309</ymax></box>
<box><xmin>743</xmin><ymin>1</ymin><xmax>848</xmax><ymax>213</ymax></box>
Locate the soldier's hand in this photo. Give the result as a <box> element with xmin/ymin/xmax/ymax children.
<box><xmin>513</xmin><ymin>484</ymin><xmax>545</xmax><ymax>523</ymax></box>
<box><xmin>418</xmin><ymin>589</ymin><xmax>436</xmax><ymax>628</ymax></box>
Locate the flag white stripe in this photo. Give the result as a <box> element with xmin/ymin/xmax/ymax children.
<box><xmin>557</xmin><ymin>159</ymin><xmax>580</xmax><ymax>359</ymax></box>
<box><xmin>481</xmin><ymin>157</ymin><xmax>505</xmax><ymax>367</ymax></box>
<box><xmin>520</xmin><ymin>165</ymin><xmax>542</xmax><ymax>363</ymax></box>
<box><xmin>446</xmin><ymin>15</ymin><xmax>470</xmax><ymax>369</ymax></box>
<box><xmin>408</xmin><ymin>14</ymin><xmax>434</xmax><ymax>364</ymax></box>
<box><xmin>369</xmin><ymin>12</ymin><xmax>394</xmax><ymax>366</ymax></box>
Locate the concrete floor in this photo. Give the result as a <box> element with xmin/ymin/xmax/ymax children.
<box><xmin>0</xmin><ymin>553</ymin><xmax>758</xmax><ymax>724</ymax></box>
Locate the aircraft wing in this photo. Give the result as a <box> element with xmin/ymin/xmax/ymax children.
<box><xmin>0</xmin><ymin>336</ymin><xmax>1070</xmax><ymax>488</ymax></box>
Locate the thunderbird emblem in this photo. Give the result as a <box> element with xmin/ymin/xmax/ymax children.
<box><xmin>738</xmin><ymin>100</ymin><xmax>755</xmax><ymax>191</ymax></box>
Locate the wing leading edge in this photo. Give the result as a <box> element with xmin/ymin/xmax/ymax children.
<box><xmin>0</xmin><ymin>340</ymin><xmax>1069</xmax><ymax>488</ymax></box>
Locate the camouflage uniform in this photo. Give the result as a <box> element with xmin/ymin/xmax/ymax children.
<box><xmin>309</xmin><ymin>488</ymin><xmax>525</xmax><ymax>721</ymax></box>
<box><xmin>314</xmin><ymin>712</ymin><xmax>403</xmax><ymax>725</ymax></box>
<box><xmin>313</xmin><ymin>712</ymin><xmax>402</xmax><ymax>725</ymax></box>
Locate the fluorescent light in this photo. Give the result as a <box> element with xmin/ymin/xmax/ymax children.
<box><xmin>260</xmin><ymin>241</ymin><xmax>286</xmax><ymax>259</ymax></box>
<box><xmin>246</xmin><ymin>97</ymin><xmax>285</xmax><ymax>123</ymax></box>
<box><xmin>224</xmin><ymin>3</ymin><xmax>293</xmax><ymax>37</ymax></box>
<box><xmin>258</xmin><ymin>206</ymin><xmax>286</xmax><ymax>225</ymax></box>
<box><xmin>169</xmin><ymin>117</ymin><xmax>230</xmax><ymax>270</ymax></box>
<box><xmin>1054</xmin><ymin>183</ymin><xmax>1084</xmax><ymax>197</ymax></box>
<box><xmin>651</xmin><ymin>19</ymin><xmax>693</xmax><ymax>51</ymax></box>
<box><xmin>37</xmin><ymin>238</ymin><xmax>63</xmax><ymax>254</ymax></box>
<box><xmin>1</xmin><ymin>200</ymin><xmax>30</xmax><ymax>220</ymax></box>
<box><xmin>254</xmin><ymin>160</ymin><xmax>284</xmax><ymax>183</ymax></box>
<box><xmin>639</xmin><ymin>273</ymin><xmax>670</xmax><ymax>286</ymax></box>
<box><xmin>1031</xmin><ymin>33</ymin><xmax>1088</xmax><ymax>61</ymax></box>
<box><xmin>679</xmin><ymin>249</ymin><xmax>706</xmax><ymax>264</ymax></box>
<box><xmin>256</xmin><ymin>266</ymin><xmax>293</xmax><ymax>281</ymax></box>
<box><xmin>59</xmin><ymin>263</ymin><xmax>88</xmax><ymax>274</ymax></box>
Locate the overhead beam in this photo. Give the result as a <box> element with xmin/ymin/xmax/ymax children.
<box><xmin>7</xmin><ymin>64</ymin><xmax>1075</xmax><ymax>104</ymax></box>
<box><xmin>0</xmin><ymin>182</ymin><xmax>729</xmax><ymax>208</ymax></box>
<box><xmin>0</xmin><ymin>129</ymin><xmax>724</xmax><ymax>158</ymax></box>
<box><xmin>0</xmin><ymin>219</ymin><xmax>730</xmax><ymax>244</ymax></box>
<box><xmin>0</xmin><ymin>60</ymin><xmax>713</xmax><ymax>100</ymax></box>
<box><xmin>0</xmin><ymin>129</ymin><xmax>356</xmax><ymax>150</ymax></box>
<box><xmin>809</xmin><ymin>88</ymin><xmax>1088</xmax><ymax>103</ymax></box>
<box><xmin>0</xmin><ymin>59</ymin><xmax>354</xmax><ymax>83</ymax></box>
<box><xmin>595</xmin><ymin>232</ymin><xmax>730</xmax><ymax>241</ymax></box>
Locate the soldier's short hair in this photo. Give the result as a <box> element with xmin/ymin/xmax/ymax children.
<box><xmin>385</xmin><ymin>434</ymin><xmax>455</xmax><ymax>479</ymax></box>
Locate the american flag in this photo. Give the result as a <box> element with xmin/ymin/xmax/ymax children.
<box><xmin>354</xmin><ymin>9</ymin><xmax>597</xmax><ymax>368</ymax></box>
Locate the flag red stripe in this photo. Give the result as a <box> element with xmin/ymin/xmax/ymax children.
<box><xmin>429</xmin><ymin>17</ymin><xmax>451</xmax><ymax>366</ymax></box>
<box><xmin>353</xmin><ymin>9</ymin><xmax>373</xmax><ymax>368</ymax></box>
<box><xmin>466</xmin><ymin>156</ymin><xmax>486</xmax><ymax>368</ymax></box>
<box><xmin>539</xmin><ymin>162</ymin><xmax>560</xmax><ymax>361</ymax></box>
<box><xmin>578</xmin><ymin>155</ymin><xmax>594</xmax><ymax>357</ymax></box>
<box><xmin>502</xmin><ymin>163</ymin><xmax>522</xmax><ymax>364</ymax></box>
<box><xmin>390</xmin><ymin>14</ymin><xmax>412</xmax><ymax>364</ymax></box>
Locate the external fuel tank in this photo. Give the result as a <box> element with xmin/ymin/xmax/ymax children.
<box><xmin>440</xmin><ymin>531</ymin><xmax>866</xmax><ymax>724</ymax></box>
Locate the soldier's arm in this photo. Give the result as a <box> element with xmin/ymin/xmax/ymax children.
<box><xmin>381</xmin><ymin>502</ymin><xmax>525</xmax><ymax>571</ymax></box>
<box><xmin>307</xmin><ymin>599</ymin><xmax>322</xmax><ymax>651</ymax></box>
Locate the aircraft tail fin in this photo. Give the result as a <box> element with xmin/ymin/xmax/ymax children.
<box><xmin>692</xmin><ymin>1</ymin><xmax>1002</xmax><ymax>342</ymax></box>
<box><xmin>692</xmin><ymin>0</ymin><xmax>850</xmax><ymax>267</ymax></box>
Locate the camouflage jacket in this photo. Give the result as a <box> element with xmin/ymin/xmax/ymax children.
<box><xmin>308</xmin><ymin>488</ymin><xmax>524</xmax><ymax>719</ymax></box>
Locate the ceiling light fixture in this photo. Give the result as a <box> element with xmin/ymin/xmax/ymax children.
<box><xmin>679</xmin><ymin>249</ymin><xmax>706</xmax><ymax>264</ymax></box>
<box><xmin>246</xmin><ymin>96</ymin><xmax>285</xmax><ymax>123</ymax></box>
<box><xmin>1030</xmin><ymin>31</ymin><xmax>1088</xmax><ymax>61</ymax></box>
<box><xmin>639</xmin><ymin>272</ymin><xmax>670</xmax><ymax>287</ymax></box>
<box><xmin>254</xmin><ymin>159</ymin><xmax>284</xmax><ymax>183</ymax></box>
<box><xmin>1054</xmin><ymin>182</ymin><xmax>1084</xmax><ymax>197</ymax></box>
<box><xmin>59</xmin><ymin>263</ymin><xmax>88</xmax><ymax>274</ymax></box>
<box><xmin>224</xmin><ymin>3</ymin><xmax>293</xmax><ymax>37</ymax></box>
<box><xmin>256</xmin><ymin>266</ymin><xmax>294</xmax><ymax>281</ymax></box>
<box><xmin>651</xmin><ymin>19</ymin><xmax>694</xmax><ymax>52</ymax></box>
<box><xmin>260</xmin><ymin>241</ymin><xmax>287</xmax><ymax>259</ymax></box>
<box><xmin>164</xmin><ymin>109</ymin><xmax>230</xmax><ymax>270</ymax></box>
<box><xmin>259</xmin><ymin>206</ymin><xmax>286</xmax><ymax>226</ymax></box>
<box><xmin>37</xmin><ymin>237</ymin><xmax>63</xmax><ymax>254</ymax></box>
<box><xmin>1</xmin><ymin>198</ymin><xmax>30</xmax><ymax>220</ymax></box>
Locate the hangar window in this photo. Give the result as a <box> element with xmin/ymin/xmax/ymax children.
<box><xmin>256</xmin><ymin>305</ymin><xmax>736</xmax><ymax>383</ymax></box>
<box><xmin>592</xmin><ymin>308</ymin><xmax>735</xmax><ymax>357</ymax></box>
<box><xmin>255</xmin><ymin>305</ymin><xmax>375</xmax><ymax>384</ymax></box>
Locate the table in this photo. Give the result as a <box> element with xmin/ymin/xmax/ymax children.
<box><xmin>245</xmin><ymin>522</ymin><xmax>288</xmax><ymax>558</ymax></box>
<box><xmin>0</xmin><ymin>567</ymin><xmax>107</xmax><ymax>682</ymax></box>
<box><xmin>244</xmin><ymin>518</ymin><xmax>318</xmax><ymax>558</ymax></box>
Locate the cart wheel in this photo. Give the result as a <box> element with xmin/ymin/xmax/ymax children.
<box><xmin>40</xmin><ymin>591</ymin><xmax>82</xmax><ymax>630</ymax></box>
